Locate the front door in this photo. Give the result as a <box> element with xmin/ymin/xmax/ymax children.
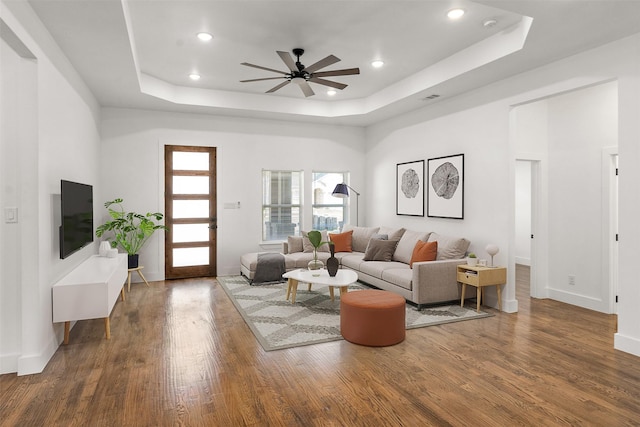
<box><xmin>164</xmin><ymin>145</ymin><xmax>217</xmax><ymax>279</ymax></box>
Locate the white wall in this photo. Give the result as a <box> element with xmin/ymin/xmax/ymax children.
<box><xmin>545</xmin><ymin>82</ymin><xmax>618</xmax><ymax>311</ymax></box>
<box><xmin>99</xmin><ymin>108</ymin><xmax>365</xmax><ymax>278</ymax></box>
<box><xmin>1</xmin><ymin>6</ymin><xmax>101</xmax><ymax>375</ymax></box>
<box><xmin>0</xmin><ymin>37</ymin><xmax>29</xmax><ymax>374</ymax></box>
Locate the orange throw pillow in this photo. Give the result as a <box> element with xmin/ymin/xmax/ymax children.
<box><xmin>410</xmin><ymin>240</ymin><xmax>437</xmax><ymax>267</ymax></box>
<box><xmin>329</xmin><ymin>230</ymin><xmax>353</xmax><ymax>253</ymax></box>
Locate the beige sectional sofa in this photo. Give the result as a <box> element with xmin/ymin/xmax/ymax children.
<box><xmin>240</xmin><ymin>225</ymin><xmax>471</xmax><ymax>309</ymax></box>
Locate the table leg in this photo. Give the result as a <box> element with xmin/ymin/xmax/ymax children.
<box><xmin>340</xmin><ymin>286</ymin><xmax>348</xmax><ymax>297</ymax></box>
<box><xmin>127</xmin><ymin>271</ymin><xmax>132</xmax><ymax>292</ymax></box>
<box><xmin>496</xmin><ymin>284</ymin><xmax>502</xmax><ymax>311</ymax></box>
<box><xmin>286</xmin><ymin>278</ymin><xmax>295</xmax><ymax>300</ymax></box>
<box><xmin>120</xmin><ymin>287</ymin><xmax>126</xmax><ymax>302</ymax></box>
<box><xmin>460</xmin><ymin>284</ymin><xmax>466</xmax><ymax>308</ymax></box>
<box><xmin>64</xmin><ymin>321</ymin><xmax>70</xmax><ymax>345</ymax></box>
<box><xmin>476</xmin><ymin>287</ymin><xmax>481</xmax><ymax>313</ymax></box>
<box><xmin>291</xmin><ymin>280</ymin><xmax>299</xmax><ymax>304</ymax></box>
<box><xmin>137</xmin><ymin>269</ymin><xmax>150</xmax><ymax>287</ymax></box>
<box><xmin>307</xmin><ymin>283</ymin><xmax>312</xmax><ymax>291</ymax></box>
<box><xmin>329</xmin><ymin>286</ymin><xmax>335</xmax><ymax>301</ymax></box>
<box><xmin>104</xmin><ymin>317</ymin><xmax>111</xmax><ymax>340</ymax></box>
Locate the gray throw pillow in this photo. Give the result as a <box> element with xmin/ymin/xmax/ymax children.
<box><xmin>378</xmin><ymin>226</ymin><xmax>406</xmax><ymax>241</ymax></box>
<box><xmin>363</xmin><ymin>239</ymin><xmax>399</xmax><ymax>262</ymax></box>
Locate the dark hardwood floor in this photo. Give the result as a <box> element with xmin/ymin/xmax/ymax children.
<box><xmin>2</xmin><ymin>265</ymin><xmax>639</xmax><ymax>426</ymax></box>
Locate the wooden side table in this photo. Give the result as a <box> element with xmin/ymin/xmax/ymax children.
<box><xmin>457</xmin><ymin>265</ymin><xmax>507</xmax><ymax>312</ymax></box>
<box><xmin>127</xmin><ymin>266</ymin><xmax>150</xmax><ymax>291</ymax></box>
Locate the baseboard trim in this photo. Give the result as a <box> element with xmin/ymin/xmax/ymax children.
<box><xmin>0</xmin><ymin>352</ymin><xmax>19</xmax><ymax>375</ymax></box>
<box><xmin>17</xmin><ymin>332</ymin><xmax>59</xmax><ymax>376</ymax></box>
<box><xmin>614</xmin><ymin>333</ymin><xmax>640</xmax><ymax>357</ymax></box>
<box><xmin>547</xmin><ymin>288</ymin><xmax>607</xmax><ymax>313</ymax></box>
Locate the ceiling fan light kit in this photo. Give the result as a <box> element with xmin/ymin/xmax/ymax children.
<box><xmin>240</xmin><ymin>48</ymin><xmax>360</xmax><ymax>97</ymax></box>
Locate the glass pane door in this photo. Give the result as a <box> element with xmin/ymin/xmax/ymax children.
<box><xmin>165</xmin><ymin>145</ymin><xmax>217</xmax><ymax>279</ymax></box>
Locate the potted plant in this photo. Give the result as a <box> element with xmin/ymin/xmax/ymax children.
<box><xmin>467</xmin><ymin>252</ymin><xmax>478</xmax><ymax>267</ymax></box>
<box><xmin>96</xmin><ymin>198</ymin><xmax>167</xmax><ymax>268</ymax></box>
<box><xmin>306</xmin><ymin>230</ymin><xmax>330</xmax><ymax>273</ymax></box>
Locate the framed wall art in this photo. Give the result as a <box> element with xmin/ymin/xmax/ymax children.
<box><xmin>396</xmin><ymin>160</ymin><xmax>424</xmax><ymax>216</ymax></box>
<box><xmin>427</xmin><ymin>154</ymin><xmax>464</xmax><ymax>219</ymax></box>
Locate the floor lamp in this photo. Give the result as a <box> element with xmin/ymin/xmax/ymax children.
<box><xmin>332</xmin><ymin>183</ymin><xmax>360</xmax><ymax>226</ymax></box>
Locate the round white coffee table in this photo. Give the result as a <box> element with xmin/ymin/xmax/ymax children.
<box><xmin>282</xmin><ymin>269</ymin><xmax>358</xmax><ymax>304</ymax></box>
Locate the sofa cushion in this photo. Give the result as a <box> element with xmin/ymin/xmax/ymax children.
<box><xmin>371</xmin><ymin>233</ymin><xmax>388</xmax><ymax>240</ymax></box>
<box><xmin>363</xmin><ymin>239</ymin><xmax>399</xmax><ymax>262</ymax></box>
<box><xmin>428</xmin><ymin>232</ymin><xmax>470</xmax><ymax>260</ymax></box>
<box><xmin>241</xmin><ymin>252</ymin><xmax>296</xmax><ymax>272</ymax></box>
<box><xmin>410</xmin><ymin>240</ymin><xmax>438</xmax><ymax>267</ymax></box>
<box><xmin>287</xmin><ymin>236</ymin><xmax>304</xmax><ymax>254</ymax></box>
<box><xmin>360</xmin><ymin>261</ymin><xmax>408</xmax><ymax>280</ymax></box>
<box><xmin>301</xmin><ymin>230</ymin><xmax>330</xmax><ymax>253</ymax></box>
<box><xmin>329</xmin><ymin>230</ymin><xmax>353</xmax><ymax>252</ymax></box>
<box><xmin>392</xmin><ymin>229</ymin><xmax>431</xmax><ymax>264</ymax></box>
<box><xmin>378</xmin><ymin>226</ymin><xmax>406</xmax><ymax>241</ymax></box>
<box><xmin>381</xmin><ymin>268</ymin><xmax>413</xmax><ymax>291</ymax></box>
<box><xmin>342</xmin><ymin>225</ymin><xmax>380</xmax><ymax>252</ymax></box>
<box><xmin>341</xmin><ymin>253</ymin><xmax>365</xmax><ymax>270</ymax></box>
<box><xmin>287</xmin><ymin>251</ymin><xmax>330</xmax><ymax>269</ymax></box>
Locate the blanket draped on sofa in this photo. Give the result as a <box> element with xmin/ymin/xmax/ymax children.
<box><xmin>251</xmin><ymin>253</ymin><xmax>286</xmax><ymax>285</ymax></box>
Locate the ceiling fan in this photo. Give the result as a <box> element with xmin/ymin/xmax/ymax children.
<box><xmin>240</xmin><ymin>48</ymin><xmax>360</xmax><ymax>97</ymax></box>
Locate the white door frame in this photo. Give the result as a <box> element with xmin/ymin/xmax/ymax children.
<box><xmin>602</xmin><ymin>147</ymin><xmax>619</xmax><ymax>314</ymax></box>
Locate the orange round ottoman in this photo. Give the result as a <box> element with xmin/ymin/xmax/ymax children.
<box><xmin>340</xmin><ymin>290</ymin><xmax>406</xmax><ymax>346</ymax></box>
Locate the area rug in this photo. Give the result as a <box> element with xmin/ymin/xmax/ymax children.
<box><xmin>217</xmin><ymin>275</ymin><xmax>492</xmax><ymax>351</ymax></box>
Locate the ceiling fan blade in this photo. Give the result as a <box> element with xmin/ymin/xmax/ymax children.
<box><xmin>240</xmin><ymin>77</ymin><xmax>286</xmax><ymax>83</ymax></box>
<box><xmin>303</xmin><ymin>55</ymin><xmax>340</xmax><ymax>73</ymax></box>
<box><xmin>309</xmin><ymin>77</ymin><xmax>347</xmax><ymax>90</ymax></box>
<box><xmin>312</xmin><ymin>68</ymin><xmax>360</xmax><ymax>78</ymax></box>
<box><xmin>299</xmin><ymin>81</ymin><xmax>315</xmax><ymax>97</ymax></box>
<box><xmin>266</xmin><ymin>80</ymin><xmax>291</xmax><ymax>93</ymax></box>
<box><xmin>241</xmin><ymin>62</ymin><xmax>288</xmax><ymax>75</ymax></box>
<box><xmin>277</xmin><ymin>51</ymin><xmax>297</xmax><ymax>72</ymax></box>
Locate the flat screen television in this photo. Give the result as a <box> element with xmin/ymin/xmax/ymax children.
<box><xmin>60</xmin><ymin>180</ymin><xmax>94</xmax><ymax>259</ymax></box>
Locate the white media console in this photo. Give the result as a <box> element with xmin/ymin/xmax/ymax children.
<box><xmin>52</xmin><ymin>254</ymin><xmax>128</xmax><ymax>344</ymax></box>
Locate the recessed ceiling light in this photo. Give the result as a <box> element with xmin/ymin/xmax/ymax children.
<box><xmin>197</xmin><ymin>32</ymin><xmax>213</xmax><ymax>42</ymax></box>
<box><xmin>327</xmin><ymin>89</ymin><xmax>337</xmax><ymax>96</ymax></box>
<box><xmin>447</xmin><ymin>8</ymin><xmax>465</xmax><ymax>20</ymax></box>
<box><xmin>371</xmin><ymin>60</ymin><xmax>384</xmax><ymax>68</ymax></box>
<box><xmin>189</xmin><ymin>73</ymin><xmax>201</xmax><ymax>81</ymax></box>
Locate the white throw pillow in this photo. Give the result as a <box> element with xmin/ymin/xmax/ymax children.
<box><xmin>301</xmin><ymin>230</ymin><xmax>331</xmax><ymax>253</ymax></box>
<box><xmin>342</xmin><ymin>225</ymin><xmax>380</xmax><ymax>253</ymax></box>
<box><xmin>427</xmin><ymin>232</ymin><xmax>470</xmax><ymax>260</ymax></box>
<box><xmin>392</xmin><ymin>229</ymin><xmax>431</xmax><ymax>264</ymax></box>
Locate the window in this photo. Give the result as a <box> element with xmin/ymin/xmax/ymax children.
<box><xmin>262</xmin><ymin>170</ymin><xmax>301</xmax><ymax>241</ymax></box>
<box><xmin>312</xmin><ymin>172</ymin><xmax>347</xmax><ymax>232</ymax></box>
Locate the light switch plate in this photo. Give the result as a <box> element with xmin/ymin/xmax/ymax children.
<box><xmin>5</xmin><ymin>207</ymin><xmax>18</xmax><ymax>223</ymax></box>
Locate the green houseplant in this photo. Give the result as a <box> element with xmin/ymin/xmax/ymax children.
<box><xmin>306</xmin><ymin>230</ymin><xmax>331</xmax><ymax>273</ymax></box>
<box><xmin>96</xmin><ymin>198</ymin><xmax>167</xmax><ymax>268</ymax></box>
<box><xmin>467</xmin><ymin>252</ymin><xmax>478</xmax><ymax>267</ymax></box>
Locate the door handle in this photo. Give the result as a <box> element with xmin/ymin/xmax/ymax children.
<box><xmin>209</xmin><ymin>217</ymin><xmax>217</xmax><ymax>230</ymax></box>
